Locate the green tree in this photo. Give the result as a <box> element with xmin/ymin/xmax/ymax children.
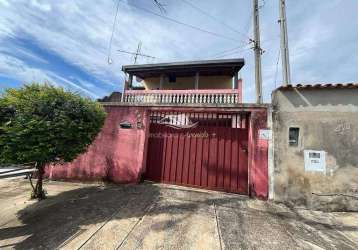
<box><xmin>0</xmin><ymin>83</ymin><xmax>106</xmax><ymax>199</ymax></box>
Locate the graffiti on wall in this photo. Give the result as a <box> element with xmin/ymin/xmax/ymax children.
<box><xmin>334</xmin><ymin>120</ymin><xmax>351</xmax><ymax>135</ymax></box>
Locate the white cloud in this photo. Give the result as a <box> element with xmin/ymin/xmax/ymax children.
<box><xmin>14</xmin><ymin>47</ymin><xmax>49</xmax><ymax>64</ymax></box>
<box><xmin>290</xmin><ymin>20</ymin><xmax>332</xmax><ymax>65</ymax></box>
<box><xmin>0</xmin><ymin>53</ymin><xmax>53</xmax><ymax>84</ymax></box>
<box><xmin>30</xmin><ymin>0</ymin><xmax>52</xmax><ymax>12</ymax></box>
<box><xmin>0</xmin><ymin>0</ymin><xmax>9</xmax><ymax>7</ymax></box>
<box><xmin>0</xmin><ymin>0</ymin><xmax>357</xmax><ymax>102</ymax></box>
<box><xmin>49</xmin><ymin>74</ymin><xmax>99</xmax><ymax>99</ymax></box>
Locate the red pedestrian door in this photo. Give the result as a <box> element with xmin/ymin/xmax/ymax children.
<box><xmin>145</xmin><ymin>111</ymin><xmax>249</xmax><ymax>194</ymax></box>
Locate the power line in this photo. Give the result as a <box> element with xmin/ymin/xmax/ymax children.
<box><xmin>210</xmin><ymin>44</ymin><xmax>251</xmax><ymax>58</ymax></box>
<box><xmin>243</xmin><ymin>12</ymin><xmax>253</xmax><ymax>39</ymax></box>
<box><xmin>180</xmin><ymin>0</ymin><xmax>250</xmax><ymax>41</ymax></box>
<box><xmin>213</xmin><ymin>47</ymin><xmax>252</xmax><ymax>59</ymax></box>
<box><xmin>124</xmin><ymin>2</ymin><xmax>243</xmax><ymax>44</ymax></box>
<box><xmin>107</xmin><ymin>0</ymin><xmax>124</xmax><ymax>65</ymax></box>
<box><xmin>153</xmin><ymin>0</ymin><xmax>166</xmax><ymax>13</ymax></box>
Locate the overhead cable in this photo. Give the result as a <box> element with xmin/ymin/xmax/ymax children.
<box><xmin>125</xmin><ymin>2</ymin><xmax>243</xmax><ymax>43</ymax></box>
<box><xmin>181</xmin><ymin>0</ymin><xmax>250</xmax><ymax>41</ymax></box>
<box><xmin>107</xmin><ymin>0</ymin><xmax>124</xmax><ymax>64</ymax></box>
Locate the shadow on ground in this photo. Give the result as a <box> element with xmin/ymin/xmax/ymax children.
<box><xmin>1</xmin><ymin>184</ymin><xmax>161</xmax><ymax>249</ymax></box>
<box><xmin>0</xmin><ymin>182</ymin><xmax>357</xmax><ymax>249</ymax></box>
<box><xmin>0</xmin><ymin>182</ymin><xmax>246</xmax><ymax>249</ymax></box>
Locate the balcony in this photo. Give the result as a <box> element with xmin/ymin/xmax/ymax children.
<box><xmin>121</xmin><ymin>89</ymin><xmax>242</xmax><ymax>105</ymax></box>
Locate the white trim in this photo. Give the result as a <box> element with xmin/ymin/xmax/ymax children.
<box><xmin>268</xmin><ymin>105</ymin><xmax>275</xmax><ymax>200</ymax></box>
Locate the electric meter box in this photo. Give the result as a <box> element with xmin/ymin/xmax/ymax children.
<box><xmin>304</xmin><ymin>150</ymin><xmax>326</xmax><ymax>173</ymax></box>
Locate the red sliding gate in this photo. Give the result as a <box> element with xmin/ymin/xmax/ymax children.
<box><xmin>145</xmin><ymin>111</ymin><xmax>249</xmax><ymax>194</ymax></box>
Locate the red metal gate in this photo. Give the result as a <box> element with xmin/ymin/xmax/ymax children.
<box><xmin>145</xmin><ymin>111</ymin><xmax>249</xmax><ymax>194</ymax></box>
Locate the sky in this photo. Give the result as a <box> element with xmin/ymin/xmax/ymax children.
<box><xmin>0</xmin><ymin>0</ymin><xmax>357</xmax><ymax>102</ymax></box>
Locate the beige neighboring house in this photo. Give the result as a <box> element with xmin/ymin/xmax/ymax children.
<box><xmin>272</xmin><ymin>83</ymin><xmax>358</xmax><ymax>211</ymax></box>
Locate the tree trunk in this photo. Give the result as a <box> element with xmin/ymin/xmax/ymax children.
<box><xmin>32</xmin><ymin>164</ymin><xmax>46</xmax><ymax>200</ymax></box>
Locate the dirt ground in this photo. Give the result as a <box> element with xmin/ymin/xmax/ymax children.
<box><xmin>0</xmin><ymin>179</ymin><xmax>357</xmax><ymax>250</ymax></box>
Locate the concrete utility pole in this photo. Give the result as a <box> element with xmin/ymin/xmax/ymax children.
<box><xmin>253</xmin><ymin>0</ymin><xmax>263</xmax><ymax>104</ymax></box>
<box><xmin>279</xmin><ymin>0</ymin><xmax>291</xmax><ymax>86</ymax></box>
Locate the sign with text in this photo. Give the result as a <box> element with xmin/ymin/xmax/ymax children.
<box><xmin>304</xmin><ymin>150</ymin><xmax>326</xmax><ymax>173</ymax></box>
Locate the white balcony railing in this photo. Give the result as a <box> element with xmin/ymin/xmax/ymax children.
<box><xmin>121</xmin><ymin>89</ymin><xmax>241</xmax><ymax>105</ymax></box>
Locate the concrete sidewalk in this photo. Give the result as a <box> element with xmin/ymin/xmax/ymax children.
<box><xmin>0</xmin><ymin>179</ymin><xmax>357</xmax><ymax>249</ymax></box>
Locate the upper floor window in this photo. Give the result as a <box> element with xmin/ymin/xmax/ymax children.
<box><xmin>168</xmin><ymin>74</ymin><xmax>176</xmax><ymax>83</ymax></box>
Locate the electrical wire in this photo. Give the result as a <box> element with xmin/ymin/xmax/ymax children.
<box><xmin>209</xmin><ymin>44</ymin><xmax>251</xmax><ymax>58</ymax></box>
<box><xmin>153</xmin><ymin>0</ymin><xmax>166</xmax><ymax>13</ymax></box>
<box><xmin>124</xmin><ymin>2</ymin><xmax>243</xmax><ymax>44</ymax></box>
<box><xmin>180</xmin><ymin>0</ymin><xmax>250</xmax><ymax>41</ymax></box>
<box><xmin>107</xmin><ymin>0</ymin><xmax>124</xmax><ymax>64</ymax></box>
<box><xmin>213</xmin><ymin>47</ymin><xmax>252</xmax><ymax>59</ymax></box>
<box><xmin>243</xmin><ymin>12</ymin><xmax>253</xmax><ymax>40</ymax></box>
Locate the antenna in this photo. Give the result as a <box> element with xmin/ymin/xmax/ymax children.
<box><xmin>133</xmin><ymin>41</ymin><xmax>142</xmax><ymax>64</ymax></box>
<box><xmin>117</xmin><ymin>47</ymin><xmax>155</xmax><ymax>61</ymax></box>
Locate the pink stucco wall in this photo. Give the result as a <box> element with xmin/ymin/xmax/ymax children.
<box><xmin>45</xmin><ymin>106</ymin><xmax>149</xmax><ymax>183</ymax></box>
<box><xmin>248</xmin><ymin>110</ymin><xmax>269</xmax><ymax>199</ymax></box>
<box><xmin>45</xmin><ymin>105</ymin><xmax>268</xmax><ymax>199</ymax></box>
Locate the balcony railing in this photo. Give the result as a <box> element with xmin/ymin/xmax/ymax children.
<box><xmin>121</xmin><ymin>89</ymin><xmax>241</xmax><ymax>105</ymax></box>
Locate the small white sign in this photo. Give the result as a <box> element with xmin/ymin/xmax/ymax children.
<box><xmin>304</xmin><ymin>150</ymin><xmax>326</xmax><ymax>172</ymax></box>
<box><xmin>259</xmin><ymin>129</ymin><xmax>271</xmax><ymax>140</ymax></box>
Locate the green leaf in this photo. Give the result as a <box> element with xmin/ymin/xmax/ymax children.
<box><xmin>0</xmin><ymin>83</ymin><xmax>106</xmax><ymax>165</ymax></box>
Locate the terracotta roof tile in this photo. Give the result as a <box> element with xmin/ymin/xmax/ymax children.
<box><xmin>276</xmin><ymin>83</ymin><xmax>358</xmax><ymax>90</ymax></box>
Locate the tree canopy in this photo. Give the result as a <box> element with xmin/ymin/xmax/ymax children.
<box><xmin>0</xmin><ymin>83</ymin><xmax>106</xmax><ymax>198</ymax></box>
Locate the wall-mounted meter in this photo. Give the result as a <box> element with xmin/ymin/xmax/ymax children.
<box><xmin>304</xmin><ymin>150</ymin><xmax>326</xmax><ymax>173</ymax></box>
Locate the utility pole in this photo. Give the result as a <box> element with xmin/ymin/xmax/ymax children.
<box><xmin>252</xmin><ymin>0</ymin><xmax>263</xmax><ymax>104</ymax></box>
<box><xmin>279</xmin><ymin>0</ymin><xmax>291</xmax><ymax>86</ymax></box>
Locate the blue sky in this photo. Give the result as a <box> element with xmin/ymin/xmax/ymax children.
<box><xmin>0</xmin><ymin>0</ymin><xmax>357</xmax><ymax>102</ymax></box>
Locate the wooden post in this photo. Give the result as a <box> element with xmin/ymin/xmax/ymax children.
<box><xmin>195</xmin><ymin>72</ymin><xmax>199</xmax><ymax>89</ymax></box>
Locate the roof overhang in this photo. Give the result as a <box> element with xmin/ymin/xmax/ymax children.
<box><xmin>122</xmin><ymin>58</ymin><xmax>245</xmax><ymax>78</ymax></box>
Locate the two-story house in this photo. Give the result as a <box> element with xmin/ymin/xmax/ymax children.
<box><xmin>46</xmin><ymin>58</ymin><xmax>269</xmax><ymax>199</ymax></box>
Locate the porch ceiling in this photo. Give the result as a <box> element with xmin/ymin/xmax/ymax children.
<box><xmin>122</xmin><ymin>58</ymin><xmax>245</xmax><ymax>78</ymax></box>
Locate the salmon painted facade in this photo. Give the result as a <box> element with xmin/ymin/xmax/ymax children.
<box><xmin>46</xmin><ymin>59</ymin><xmax>269</xmax><ymax>199</ymax></box>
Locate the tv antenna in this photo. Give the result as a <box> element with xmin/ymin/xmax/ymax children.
<box><xmin>117</xmin><ymin>43</ymin><xmax>156</xmax><ymax>64</ymax></box>
<box><xmin>133</xmin><ymin>41</ymin><xmax>142</xmax><ymax>64</ymax></box>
